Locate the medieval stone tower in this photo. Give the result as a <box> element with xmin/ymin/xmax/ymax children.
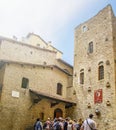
<box><xmin>74</xmin><ymin>5</ymin><xmax>116</xmax><ymax>130</ymax></box>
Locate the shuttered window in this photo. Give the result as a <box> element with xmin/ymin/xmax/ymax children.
<box><xmin>21</xmin><ymin>77</ymin><xmax>29</xmax><ymax>88</ymax></box>
<box><xmin>88</xmin><ymin>42</ymin><xmax>93</xmax><ymax>53</ymax></box>
<box><xmin>57</xmin><ymin>83</ymin><xmax>62</xmax><ymax>95</ymax></box>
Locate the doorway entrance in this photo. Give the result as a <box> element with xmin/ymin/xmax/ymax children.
<box><xmin>54</xmin><ymin>108</ymin><xmax>63</xmax><ymax>118</ymax></box>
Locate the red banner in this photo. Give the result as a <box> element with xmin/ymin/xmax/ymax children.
<box><xmin>94</xmin><ymin>89</ymin><xmax>102</xmax><ymax>104</ymax></box>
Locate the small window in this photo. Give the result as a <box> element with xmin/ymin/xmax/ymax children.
<box><xmin>83</xmin><ymin>26</ymin><xmax>87</xmax><ymax>32</ymax></box>
<box><xmin>21</xmin><ymin>77</ymin><xmax>29</xmax><ymax>88</ymax></box>
<box><xmin>57</xmin><ymin>83</ymin><xmax>62</xmax><ymax>95</ymax></box>
<box><xmin>36</xmin><ymin>44</ymin><xmax>40</xmax><ymax>47</ymax></box>
<box><xmin>98</xmin><ymin>65</ymin><xmax>104</xmax><ymax>80</ymax></box>
<box><xmin>88</xmin><ymin>42</ymin><xmax>93</xmax><ymax>53</ymax></box>
<box><xmin>98</xmin><ymin>62</ymin><xmax>104</xmax><ymax>80</ymax></box>
<box><xmin>80</xmin><ymin>69</ymin><xmax>84</xmax><ymax>84</ymax></box>
<box><xmin>40</xmin><ymin>112</ymin><xmax>44</xmax><ymax>120</ymax></box>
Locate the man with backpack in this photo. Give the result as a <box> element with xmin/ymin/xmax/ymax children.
<box><xmin>64</xmin><ymin>118</ymin><xmax>69</xmax><ymax>130</ymax></box>
<box><xmin>34</xmin><ymin>118</ymin><xmax>43</xmax><ymax>130</ymax></box>
<box><xmin>53</xmin><ymin>118</ymin><xmax>62</xmax><ymax>130</ymax></box>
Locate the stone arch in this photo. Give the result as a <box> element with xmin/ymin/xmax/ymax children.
<box><xmin>54</xmin><ymin>108</ymin><xmax>63</xmax><ymax>118</ymax></box>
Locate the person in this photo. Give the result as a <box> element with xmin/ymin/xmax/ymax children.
<box><xmin>67</xmin><ymin>120</ymin><xmax>74</xmax><ymax>130</ymax></box>
<box><xmin>80</xmin><ymin>114</ymin><xmax>97</xmax><ymax>130</ymax></box>
<box><xmin>53</xmin><ymin>118</ymin><xmax>62</xmax><ymax>130</ymax></box>
<box><xmin>73</xmin><ymin>119</ymin><xmax>80</xmax><ymax>130</ymax></box>
<box><xmin>45</xmin><ymin>118</ymin><xmax>52</xmax><ymax>130</ymax></box>
<box><xmin>76</xmin><ymin>118</ymin><xmax>83</xmax><ymax>130</ymax></box>
<box><xmin>34</xmin><ymin>118</ymin><xmax>43</xmax><ymax>130</ymax></box>
<box><xmin>53</xmin><ymin>118</ymin><xmax>58</xmax><ymax>130</ymax></box>
<box><xmin>59</xmin><ymin>117</ymin><xmax>64</xmax><ymax>130</ymax></box>
<box><xmin>64</xmin><ymin>118</ymin><xmax>69</xmax><ymax>130</ymax></box>
<box><xmin>43</xmin><ymin>122</ymin><xmax>47</xmax><ymax>130</ymax></box>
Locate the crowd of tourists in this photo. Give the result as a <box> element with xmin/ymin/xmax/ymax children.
<box><xmin>34</xmin><ymin>114</ymin><xmax>97</xmax><ymax>130</ymax></box>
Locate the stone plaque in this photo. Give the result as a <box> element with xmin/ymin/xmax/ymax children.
<box><xmin>12</xmin><ymin>91</ymin><xmax>19</xmax><ymax>98</ymax></box>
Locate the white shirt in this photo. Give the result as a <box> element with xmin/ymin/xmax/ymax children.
<box><xmin>82</xmin><ymin>118</ymin><xmax>96</xmax><ymax>130</ymax></box>
<box><xmin>67</xmin><ymin>123</ymin><xmax>73</xmax><ymax>130</ymax></box>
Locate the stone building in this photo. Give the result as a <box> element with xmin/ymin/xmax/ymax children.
<box><xmin>0</xmin><ymin>33</ymin><xmax>76</xmax><ymax>130</ymax></box>
<box><xmin>74</xmin><ymin>5</ymin><xmax>116</xmax><ymax>130</ymax></box>
<box><xmin>0</xmin><ymin>4</ymin><xmax>116</xmax><ymax>130</ymax></box>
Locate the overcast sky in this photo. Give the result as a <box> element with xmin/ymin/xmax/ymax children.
<box><xmin>0</xmin><ymin>0</ymin><xmax>116</xmax><ymax>65</ymax></box>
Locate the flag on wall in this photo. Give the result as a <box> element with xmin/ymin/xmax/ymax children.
<box><xmin>94</xmin><ymin>89</ymin><xmax>102</xmax><ymax>103</ymax></box>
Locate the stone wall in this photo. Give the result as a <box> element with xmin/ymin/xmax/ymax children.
<box><xmin>112</xmin><ymin>12</ymin><xmax>116</xmax><ymax>121</ymax></box>
<box><xmin>0</xmin><ymin>32</ymin><xmax>74</xmax><ymax>130</ymax></box>
<box><xmin>74</xmin><ymin>5</ymin><xmax>116</xmax><ymax>130</ymax></box>
<box><xmin>23</xmin><ymin>33</ymin><xmax>63</xmax><ymax>59</ymax></box>
<box><xmin>0</xmin><ymin>62</ymin><xmax>73</xmax><ymax>130</ymax></box>
<box><xmin>0</xmin><ymin>37</ymin><xmax>72</xmax><ymax>75</ymax></box>
<box><xmin>0</xmin><ymin>39</ymin><xmax>56</xmax><ymax>65</ymax></box>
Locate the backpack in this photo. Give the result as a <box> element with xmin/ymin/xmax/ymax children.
<box><xmin>55</xmin><ymin>122</ymin><xmax>61</xmax><ymax>130</ymax></box>
<box><xmin>35</xmin><ymin>122</ymin><xmax>42</xmax><ymax>130</ymax></box>
<box><xmin>76</xmin><ymin>124</ymin><xmax>81</xmax><ymax>130</ymax></box>
<box><xmin>64</xmin><ymin>121</ymin><xmax>68</xmax><ymax>130</ymax></box>
<box><xmin>43</xmin><ymin>122</ymin><xmax>47</xmax><ymax>129</ymax></box>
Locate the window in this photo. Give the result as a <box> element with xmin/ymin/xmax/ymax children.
<box><xmin>83</xmin><ymin>26</ymin><xmax>87</xmax><ymax>32</ymax></box>
<box><xmin>98</xmin><ymin>62</ymin><xmax>104</xmax><ymax>80</ymax></box>
<box><xmin>40</xmin><ymin>112</ymin><xmax>44</xmax><ymax>120</ymax></box>
<box><xmin>21</xmin><ymin>77</ymin><xmax>29</xmax><ymax>88</ymax></box>
<box><xmin>57</xmin><ymin>83</ymin><xmax>62</xmax><ymax>95</ymax></box>
<box><xmin>80</xmin><ymin>69</ymin><xmax>84</xmax><ymax>84</ymax></box>
<box><xmin>88</xmin><ymin>42</ymin><xmax>93</xmax><ymax>53</ymax></box>
<box><xmin>36</xmin><ymin>44</ymin><xmax>40</xmax><ymax>47</ymax></box>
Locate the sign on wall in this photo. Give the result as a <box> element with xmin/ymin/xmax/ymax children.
<box><xmin>12</xmin><ymin>90</ymin><xmax>19</xmax><ymax>98</ymax></box>
<box><xmin>94</xmin><ymin>89</ymin><xmax>102</xmax><ymax>103</ymax></box>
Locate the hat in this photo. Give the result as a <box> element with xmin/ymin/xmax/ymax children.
<box><xmin>58</xmin><ymin>117</ymin><xmax>62</xmax><ymax>120</ymax></box>
<box><xmin>69</xmin><ymin>120</ymin><xmax>73</xmax><ymax>124</ymax></box>
<box><xmin>89</xmin><ymin>114</ymin><xmax>94</xmax><ymax>118</ymax></box>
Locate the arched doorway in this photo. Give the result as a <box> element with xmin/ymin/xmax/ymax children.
<box><xmin>54</xmin><ymin>108</ymin><xmax>63</xmax><ymax>118</ymax></box>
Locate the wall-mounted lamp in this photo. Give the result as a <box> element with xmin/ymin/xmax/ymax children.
<box><xmin>88</xmin><ymin>87</ymin><xmax>91</xmax><ymax>92</ymax></box>
<box><xmin>95</xmin><ymin>108</ymin><xmax>101</xmax><ymax>116</ymax></box>
<box><xmin>88</xmin><ymin>67</ymin><xmax>91</xmax><ymax>72</ymax></box>
<box><xmin>87</xmin><ymin>103</ymin><xmax>91</xmax><ymax>108</ymax></box>
<box><xmin>106</xmin><ymin>60</ymin><xmax>110</xmax><ymax>65</ymax></box>
<box><xmin>106</xmin><ymin>100</ymin><xmax>111</xmax><ymax>106</ymax></box>
<box><xmin>73</xmin><ymin>90</ymin><xmax>76</xmax><ymax>95</ymax></box>
<box><xmin>106</xmin><ymin>82</ymin><xmax>110</xmax><ymax>88</ymax></box>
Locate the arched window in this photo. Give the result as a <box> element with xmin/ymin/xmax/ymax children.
<box><xmin>80</xmin><ymin>69</ymin><xmax>84</xmax><ymax>84</ymax></box>
<box><xmin>83</xmin><ymin>26</ymin><xmax>87</xmax><ymax>32</ymax></box>
<box><xmin>88</xmin><ymin>42</ymin><xmax>93</xmax><ymax>53</ymax></box>
<box><xmin>57</xmin><ymin>83</ymin><xmax>62</xmax><ymax>95</ymax></box>
<box><xmin>98</xmin><ymin>62</ymin><xmax>104</xmax><ymax>80</ymax></box>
